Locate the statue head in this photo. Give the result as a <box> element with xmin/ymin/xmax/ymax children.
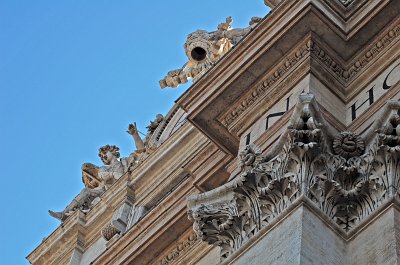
<box><xmin>98</xmin><ymin>145</ymin><xmax>120</xmax><ymax>165</ymax></box>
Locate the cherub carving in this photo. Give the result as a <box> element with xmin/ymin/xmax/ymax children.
<box><xmin>49</xmin><ymin>145</ymin><xmax>135</xmax><ymax>221</ymax></box>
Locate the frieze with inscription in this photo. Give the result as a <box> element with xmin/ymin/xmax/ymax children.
<box><xmin>221</xmin><ymin>20</ymin><xmax>400</xmax><ymax>130</ymax></box>
<box><xmin>348</xmin><ymin>59</ymin><xmax>400</xmax><ymax>121</ymax></box>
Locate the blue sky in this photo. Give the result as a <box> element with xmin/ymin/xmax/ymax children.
<box><xmin>0</xmin><ymin>1</ymin><xmax>269</xmax><ymax>264</ymax></box>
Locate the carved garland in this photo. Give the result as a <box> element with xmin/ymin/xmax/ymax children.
<box><xmin>189</xmin><ymin>95</ymin><xmax>400</xmax><ymax>260</ymax></box>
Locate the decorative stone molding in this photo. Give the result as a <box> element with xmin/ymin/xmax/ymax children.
<box><xmin>346</xmin><ymin>24</ymin><xmax>400</xmax><ymax>81</ymax></box>
<box><xmin>264</xmin><ymin>0</ymin><xmax>355</xmax><ymax>9</ymax></box>
<box><xmin>339</xmin><ymin>0</ymin><xmax>355</xmax><ymax>7</ymax></box>
<box><xmin>264</xmin><ymin>0</ymin><xmax>283</xmax><ymax>8</ymax></box>
<box><xmin>188</xmin><ymin>94</ymin><xmax>400</xmax><ymax>260</ymax></box>
<box><xmin>101</xmin><ymin>202</ymin><xmax>147</xmax><ymax>241</ymax></box>
<box><xmin>101</xmin><ymin>224</ymin><xmax>120</xmax><ymax>241</ymax></box>
<box><xmin>220</xmin><ymin>38</ymin><xmax>314</xmax><ymax>127</ymax></box>
<box><xmin>159</xmin><ymin>232</ymin><xmax>199</xmax><ymax>265</ymax></box>
<box><xmin>220</xmin><ymin>20</ymin><xmax>400</xmax><ymax>128</ymax></box>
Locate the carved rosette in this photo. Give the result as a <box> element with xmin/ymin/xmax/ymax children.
<box><xmin>308</xmin><ymin>104</ymin><xmax>400</xmax><ymax>231</ymax></box>
<box><xmin>188</xmin><ymin>95</ymin><xmax>400</xmax><ymax>260</ymax></box>
<box><xmin>333</xmin><ymin>132</ymin><xmax>365</xmax><ymax>158</ymax></box>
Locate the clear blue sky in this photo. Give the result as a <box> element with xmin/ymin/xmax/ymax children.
<box><xmin>0</xmin><ymin>1</ymin><xmax>269</xmax><ymax>264</ymax></box>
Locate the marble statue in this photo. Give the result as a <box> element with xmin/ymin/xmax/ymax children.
<box><xmin>49</xmin><ymin>116</ymin><xmax>165</xmax><ymax>222</ymax></box>
<box><xmin>49</xmin><ymin>145</ymin><xmax>135</xmax><ymax>222</ymax></box>
<box><xmin>127</xmin><ymin>114</ymin><xmax>164</xmax><ymax>157</ymax></box>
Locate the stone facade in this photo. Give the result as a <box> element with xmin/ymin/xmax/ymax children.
<box><xmin>28</xmin><ymin>0</ymin><xmax>400</xmax><ymax>264</ymax></box>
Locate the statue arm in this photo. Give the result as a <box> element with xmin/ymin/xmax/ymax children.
<box><xmin>127</xmin><ymin>123</ymin><xmax>146</xmax><ymax>151</ymax></box>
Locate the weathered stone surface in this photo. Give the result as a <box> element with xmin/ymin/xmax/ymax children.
<box><xmin>159</xmin><ymin>17</ymin><xmax>261</xmax><ymax>88</ymax></box>
<box><xmin>189</xmin><ymin>94</ymin><xmax>400</xmax><ymax>260</ymax></box>
<box><xmin>347</xmin><ymin>207</ymin><xmax>400</xmax><ymax>265</ymax></box>
<box><xmin>229</xmin><ymin>205</ymin><xmax>347</xmax><ymax>265</ymax></box>
<box><xmin>28</xmin><ymin>1</ymin><xmax>400</xmax><ymax>265</ymax></box>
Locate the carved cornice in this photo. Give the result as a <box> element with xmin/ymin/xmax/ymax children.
<box><xmin>346</xmin><ymin>23</ymin><xmax>400</xmax><ymax>83</ymax></box>
<box><xmin>264</xmin><ymin>0</ymin><xmax>282</xmax><ymax>8</ymax></box>
<box><xmin>189</xmin><ymin>94</ymin><xmax>400</xmax><ymax>260</ymax></box>
<box><xmin>158</xmin><ymin>232</ymin><xmax>199</xmax><ymax>265</ymax></box>
<box><xmin>219</xmin><ymin>19</ymin><xmax>400</xmax><ymax>128</ymax></box>
<box><xmin>339</xmin><ymin>0</ymin><xmax>355</xmax><ymax>7</ymax></box>
<box><xmin>265</xmin><ymin>0</ymin><xmax>355</xmax><ymax>10</ymax></box>
<box><xmin>219</xmin><ymin>38</ymin><xmax>314</xmax><ymax>127</ymax></box>
<box><xmin>266</xmin><ymin>0</ymin><xmax>356</xmax><ymax>9</ymax></box>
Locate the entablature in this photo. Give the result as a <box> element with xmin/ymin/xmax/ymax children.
<box><xmin>177</xmin><ymin>0</ymin><xmax>400</xmax><ymax>157</ymax></box>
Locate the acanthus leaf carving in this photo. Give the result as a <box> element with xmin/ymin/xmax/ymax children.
<box><xmin>189</xmin><ymin>95</ymin><xmax>400</xmax><ymax>260</ymax></box>
<box><xmin>189</xmin><ymin>94</ymin><xmax>318</xmax><ymax>260</ymax></box>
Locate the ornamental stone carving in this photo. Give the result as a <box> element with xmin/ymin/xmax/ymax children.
<box><xmin>339</xmin><ymin>0</ymin><xmax>355</xmax><ymax>7</ymax></box>
<box><xmin>188</xmin><ymin>94</ymin><xmax>400</xmax><ymax>260</ymax></box>
<box><xmin>127</xmin><ymin>114</ymin><xmax>165</xmax><ymax>162</ymax></box>
<box><xmin>102</xmin><ymin>224</ymin><xmax>120</xmax><ymax>241</ymax></box>
<box><xmin>101</xmin><ymin>202</ymin><xmax>147</xmax><ymax>242</ymax></box>
<box><xmin>159</xmin><ymin>233</ymin><xmax>199</xmax><ymax>265</ymax></box>
<box><xmin>49</xmin><ymin>186</ymin><xmax>105</xmax><ymax>222</ymax></box>
<box><xmin>49</xmin><ymin>114</ymin><xmax>164</xmax><ymax>223</ymax></box>
<box><xmin>332</xmin><ymin>132</ymin><xmax>365</xmax><ymax>158</ymax></box>
<box><xmin>264</xmin><ymin>0</ymin><xmax>355</xmax><ymax>9</ymax></box>
<box><xmin>49</xmin><ymin>145</ymin><xmax>136</xmax><ymax>222</ymax></box>
<box><xmin>160</xmin><ymin>17</ymin><xmax>261</xmax><ymax>88</ymax></box>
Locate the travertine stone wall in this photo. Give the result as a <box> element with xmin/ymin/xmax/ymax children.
<box><xmin>195</xmin><ymin>247</ymin><xmax>219</xmax><ymax>265</ymax></box>
<box><xmin>79</xmin><ymin>238</ymin><xmax>107</xmax><ymax>265</ymax></box>
<box><xmin>224</xmin><ymin>204</ymin><xmax>400</xmax><ymax>265</ymax></box>
<box><xmin>347</xmin><ymin>207</ymin><xmax>400</xmax><ymax>265</ymax></box>
<box><xmin>230</xmin><ymin>206</ymin><xmax>303</xmax><ymax>265</ymax></box>
<box><xmin>229</xmin><ymin>205</ymin><xmax>347</xmax><ymax>265</ymax></box>
<box><xmin>299</xmin><ymin>207</ymin><xmax>346</xmax><ymax>265</ymax></box>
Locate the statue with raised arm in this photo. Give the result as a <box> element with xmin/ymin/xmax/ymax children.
<box><xmin>127</xmin><ymin>123</ymin><xmax>146</xmax><ymax>152</ymax></box>
<box><xmin>159</xmin><ymin>16</ymin><xmax>262</xmax><ymax>88</ymax></box>
<box><xmin>49</xmin><ymin>145</ymin><xmax>135</xmax><ymax>222</ymax></box>
<box><xmin>127</xmin><ymin>114</ymin><xmax>164</xmax><ymax>159</ymax></box>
